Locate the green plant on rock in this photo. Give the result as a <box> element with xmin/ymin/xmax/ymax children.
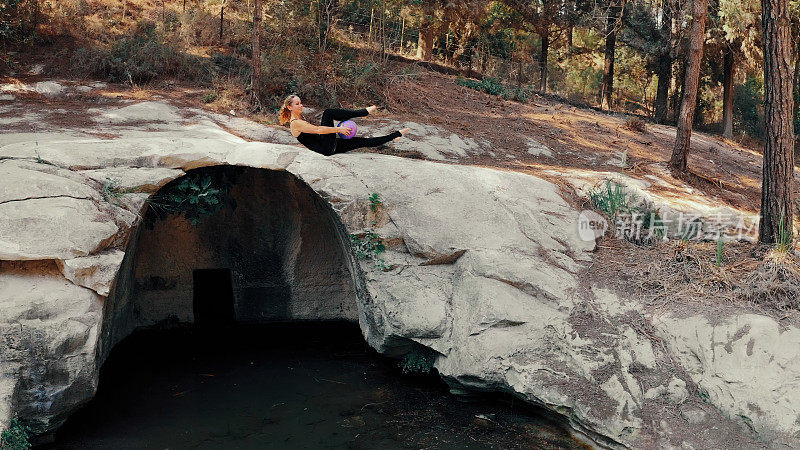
<box><xmin>590</xmin><ymin>181</ymin><xmax>666</xmax><ymax>245</ymax></box>
<box><xmin>350</xmin><ymin>232</ymin><xmax>388</xmax><ymax>271</ymax></box>
<box><xmin>147</xmin><ymin>172</ymin><xmax>229</xmax><ymax>226</ymax></box>
<box><xmin>368</xmin><ymin>193</ymin><xmax>382</xmax><ymax>212</ymax></box>
<box><xmin>1</xmin><ymin>419</ymin><xmax>31</xmax><ymax>450</ymax></box>
<box><xmin>101</xmin><ymin>177</ymin><xmax>129</xmax><ymax>203</ymax></box>
<box><xmin>400</xmin><ymin>348</ymin><xmax>436</xmax><ymax>375</ymax></box>
<box><xmin>696</xmin><ymin>387</ymin><xmax>710</xmax><ymax>403</ymax></box>
<box><xmin>589</xmin><ymin>180</ymin><xmax>635</xmax><ymax>220</ymax></box>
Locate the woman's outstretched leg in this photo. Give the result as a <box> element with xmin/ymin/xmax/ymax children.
<box><xmin>321</xmin><ymin>108</ymin><xmax>369</xmax><ymax>127</ymax></box>
<box><xmin>334</xmin><ymin>131</ymin><xmax>403</xmax><ymax>154</ymax></box>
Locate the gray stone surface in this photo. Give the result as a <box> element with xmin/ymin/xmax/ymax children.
<box><xmin>366</xmin><ymin>120</ymin><xmax>488</xmax><ymax>160</ymax></box>
<box><xmin>57</xmin><ymin>251</ymin><xmax>126</xmax><ymax>296</ymax></box>
<box><xmin>80</xmin><ymin>167</ymin><xmax>185</xmax><ymax>193</ymax></box>
<box><xmin>32</xmin><ymin>81</ymin><xmax>66</xmax><ymax>97</ymax></box>
<box><xmin>527</xmin><ymin>137</ymin><xmax>553</xmax><ymax>157</ymax></box>
<box><xmin>0</xmin><ymin>97</ymin><xmax>794</xmax><ymax>449</ymax></box>
<box><xmin>656</xmin><ymin>313</ymin><xmax>800</xmax><ymax>440</ymax></box>
<box><xmin>0</xmin><ymin>197</ymin><xmax>119</xmax><ymax>260</ymax></box>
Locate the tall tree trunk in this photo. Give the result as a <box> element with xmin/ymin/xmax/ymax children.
<box><xmin>600</xmin><ymin>0</ymin><xmax>623</xmax><ymax>110</ymax></box>
<box><xmin>219</xmin><ymin>4</ymin><xmax>225</xmax><ymax>43</ymax></box>
<box><xmin>417</xmin><ymin>27</ymin><xmax>434</xmax><ymax>60</ymax></box>
<box><xmin>654</xmin><ymin>53</ymin><xmax>672</xmax><ymax>122</ymax></box>
<box><xmin>566</xmin><ymin>0</ymin><xmax>575</xmax><ymax>50</ymax></box>
<box><xmin>539</xmin><ymin>33</ymin><xmax>549</xmax><ymax>93</ymax></box>
<box><xmin>670</xmin><ymin>60</ymin><xmax>684</xmax><ymax>121</ymax></box>
<box><xmin>380</xmin><ymin>4</ymin><xmax>387</xmax><ymax>62</ymax></box>
<box><xmin>251</xmin><ymin>0</ymin><xmax>262</xmax><ymax>106</ymax></box>
<box><xmin>759</xmin><ymin>0</ymin><xmax>795</xmax><ymax>244</ymax></box>
<box><xmin>417</xmin><ymin>3</ymin><xmax>435</xmax><ymax>61</ymax></box>
<box><xmin>567</xmin><ymin>26</ymin><xmax>573</xmax><ymax>50</ymax></box>
<box><xmin>400</xmin><ymin>17</ymin><xmax>405</xmax><ymax>52</ymax></box>
<box><xmin>792</xmin><ymin>52</ymin><xmax>800</xmax><ymax>136</ymax></box>
<box><xmin>721</xmin><ymin>45</ymin><xmax>735</xmax><ymax>138</ymax></box>
<box><xmin>793</xmin><ymin>55</ymin><xmax>800</xmax><ymax>110</ymax></box>
<box><xmin>369</xmin><ymin>7</ymin><xmax>374</xmax><ymax>43</ymax></box>
<box><xmin>653</xmin><ymin>0</ymin><xmax>672</xmax><ymax>123</ymax></box>
<box><xmin>668</xmin><ymin>0</ymin><xmax>707</xmax><ymax>173</ymax></box>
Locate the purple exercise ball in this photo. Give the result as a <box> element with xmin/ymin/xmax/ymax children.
<box><xmin>338</xmin><ymin>120</ymin><xmax>357</xmax><ymax>139</ymax></box>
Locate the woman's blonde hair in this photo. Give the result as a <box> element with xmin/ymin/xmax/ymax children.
<box><xmin>278</xmin><ymin>94</ymin><xmax>300</xmax><ymax>125</ymax></box>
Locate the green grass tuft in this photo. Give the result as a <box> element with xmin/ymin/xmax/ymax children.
<box><xmin>589</xmin><ymin>180</ymin><xmax>634</xmax><ymax>219</ymax></box>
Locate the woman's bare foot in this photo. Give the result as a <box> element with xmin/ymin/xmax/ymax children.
<box><xmin>366</xmin><ymin>105</ymin><xmax>378</xmax><ymax>115</ymax></box>
<box><xmin>398</xmin><ymin>127</ymin><xmax>411</xmax><ymax>137</ymax></box>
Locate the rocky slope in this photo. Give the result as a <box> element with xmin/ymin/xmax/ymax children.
<box><xmin>0</xmin><ymin>83</ymin><xmax>797</xmax><ymax>448</ymax></box>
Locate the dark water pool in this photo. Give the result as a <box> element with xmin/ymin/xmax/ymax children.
<box><xmin>42</xmin><ymin>322</ymin><xmax>587</xmax><ymax>449</ymax></box>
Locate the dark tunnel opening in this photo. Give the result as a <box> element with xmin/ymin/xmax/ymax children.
<box><xmin>192</xmin><ymin>268</ymin><xmax>236</xmax><ymax>328</ymax></box>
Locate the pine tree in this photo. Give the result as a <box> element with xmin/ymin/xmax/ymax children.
<box><xmin>759</xmin><ymin>0</ymin><xmax>795</xmax><ymax>244</ymax></box>
<box><xmin>668</xmin><ymin>0</ymin><xmax>707</xmax><ymax>172</ymax></box>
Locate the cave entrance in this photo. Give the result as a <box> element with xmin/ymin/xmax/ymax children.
<box><xmin>193</xmin><ymin>268</ymin><xmax>235</xmax><ymax>328</ymax></box>
<box><xmin>112</xmin><ymin>165</ymin><xmax>361</xmax><ymax>338</ymax></box>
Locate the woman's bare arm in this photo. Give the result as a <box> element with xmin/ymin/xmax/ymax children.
<box><xmin>291</xmin><ymin>119</ymin><xmax>350</xmax><ymax>136</ymax></box>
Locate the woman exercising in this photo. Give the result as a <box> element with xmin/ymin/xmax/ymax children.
<box><xmin>279</xmin><ymin>94</ymin><xmax>410</xmax><ymax>156</ymax></box>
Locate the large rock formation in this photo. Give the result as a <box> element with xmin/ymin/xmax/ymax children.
<box><xmin>0</xmin><ymin>91</ymin><xmax>797</xmax><ymax>448</ymax></box>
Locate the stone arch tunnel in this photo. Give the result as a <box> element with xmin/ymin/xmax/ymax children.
<box><xmin>100</xmin><ymin>165</ymin><xmax>365</xmax><ymax>357</ymax></box>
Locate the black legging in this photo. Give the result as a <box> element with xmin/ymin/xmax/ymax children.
<box><xmin>317</xmin><ymin>108</ymin><xmax>402</xmax><ymax>156</ymax></box>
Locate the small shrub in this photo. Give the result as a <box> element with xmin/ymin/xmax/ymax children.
<box><xmin>350</xmin><ymin>232</ymin><xmax>388</xmax><ymax>271</ymax></box>
<box><xmin>590</xmin><ymin>181</ymin><xmax>667</xmax><ymax>245</ymax></box>
<box><xmin>637</xmin><ymin>206</ymin><xmax>664</xmax><ymax>236</ymax></box>
<box><xmin>71</xmin><ymin>22</ymin><xmax>212</xmax><ymax>83</ymax></box>
<box><xmin>623</xmin><ymin>206</ymin><xmax>665</xmax><ymax>246</ymax></box>
<box><xmin>623</xmin><ymin>116</ymin><xmax>647</xmax><ymax>133</ymax></box>
<box><xmin>211</xmin><ymin>52</ymin><xmax>250</xmax><ymax>79</ymax></box>
<box><xmin>0</xmin><ymin>0</ymin><xmax>39</xmax><ymax>46</ymax></box>
<box><xmin>457</xmin><ymin>77</ymin><xmax>534</xmax><ymax>103</ymax></box>
<box><xmin>101</xmin><ymin>177</ymin><xmax>128</xmax><ymax>203</ymax></box>
<box><xmin>368</xmin><ymin>193</ymin><xmax>382</xmax><ymax>212</ymax></box>
<box><xmin>202</xmin><ymin>92</ymin><xmax>217</xmax><ymax>103</ymax></box>
<box><xmin>333</xmin><ymin>59</ymin><xmax>385</xmax><ymax>106</ymax></box>
<box><xmin>716</xmin><ymin>236</ymin><xmax>724</xmax><ymax>267</ymax></box>
<box><xmin>502</xmin><ymin>86</ymin><xmax>534</xmax><ymax>102</ymax></box>
<box><xmin>400</xmin><ymin>348</ymin><xmax>436</xmax><ymax>375</ymax></box>
<box><xmin>589</xmin><ymin>180</ymin><xmax>634</xmax><ymax>219</ymax></box>
<box><xmin>147</xmin><ymin>172</ymin><xmax>230</xmax><ymax>226</ymax></box>
<box><xmin>457</xmin><ymin>76</ymin><xmax>504</xmax><ymax>96</ymax></box>
<box><xmin>1</xmin><ymin>419</ymin><xmax>31</xmax><ymax>450</ymax></box>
